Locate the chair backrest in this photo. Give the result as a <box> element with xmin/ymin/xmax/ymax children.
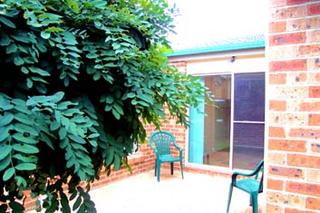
<box><xmin>254</xmin><ymin>160</ymin><xmax>264</xmax><ymax>193</ymax></box>
<box><xmin>149</xmin><ymin>131</ymin><xmax>176</xmax><ymax>156</ymax></box>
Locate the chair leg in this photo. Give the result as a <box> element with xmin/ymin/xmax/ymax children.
<box><xmin>170</xmin><ymin>162</ymin><xmax>174</xmax><ymax>175</ymax></box>
<box><xmin>154</xmin><ymin>160</ymin><xmax>157</xmax><ymax>177</ymax></box>
<box><xmin>179</xmin><ymin>159</ymin><xmax>184</xmax><ymax>179</ymax></box>
<box><xmin>251</xmin><ymin>193</ymin><xmax>258</xmax><ymax>213</ymax></box>
<box><xmin>157</xmin><ymin>162</ymin><xmax>161</xmax><ymax>182</ymax></box>
<box><xmin>226</xmin><ymin>184</ymin><xmax>233</xmax><ymax>213</ymax></box>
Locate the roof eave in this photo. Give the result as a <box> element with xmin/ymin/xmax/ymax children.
<box><xmin>166</xmin><ymin>40</ymin><xmax>265</xmax><ymax>57</ymax></box>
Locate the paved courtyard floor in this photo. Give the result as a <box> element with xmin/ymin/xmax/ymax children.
<box><xmin>90</xmin><ymin>170</ymin><xmax>265</xmax><ymax>213</ymax></box>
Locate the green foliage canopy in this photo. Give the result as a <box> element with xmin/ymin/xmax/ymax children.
<box><xmin>0</xmin><ymin>0</ymin><xmax>206</xmax><ymax>212</ymax></box>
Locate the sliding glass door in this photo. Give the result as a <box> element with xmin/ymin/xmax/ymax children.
<box><xmin>188</xmin><ymin>72</ymin><xmax>265</xmax><ymax>170</ymax></box>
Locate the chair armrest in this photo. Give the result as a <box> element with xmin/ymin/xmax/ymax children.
<box><xmin>173</xmin><ymin>143</ymin><xmax>183</xmax><ymax>151</ymax></box>
<box><xmin>231</xmin><ymin>170</ymin><xmax>257</xmax><ymax>185</ymax></box>
<box><xmin>173</xmin><ymin>143</ymin><xmax>183</xmax><ymax>156</ymax></box>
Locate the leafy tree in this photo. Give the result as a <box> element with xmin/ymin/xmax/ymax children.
<box><xmin>0</xmin><ymin>0</ymin><xmax>206</xmax><ymax>212</ymax></box>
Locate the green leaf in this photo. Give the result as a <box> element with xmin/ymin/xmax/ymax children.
<box><xmin>0</xmin><ymin>34</ymin><xmax>10</xmax><ymax>46</ymax></box>
<box><xmin>0</xmin><ymin>145</ymin><xmax>12</xmax><ymax>161</ymax></box>
<box><xmin>111</xmin><ymin>109</ymin><xmax>120</xmax><ymax>120</ymax></box>
<box><xmin>50</xmin><ymin>91</ymin><xmax>65</xmax><ymax>103</ymax></box>
<box><xmin>14</xmin><ymin>123</ymin><xmax>38</xmax><ymax>136</ymax></box>
<box><xmin>13</xmin><ymin>133</ymin><xmax>37</xmax><ymax>144</ymax></box>
<box><xmin>13</xmin><ymin>154</ymin><xmax>38</xmax><ymax>163</ymax></box>
<box><xmin>0</xmin><ymin>156</ymin><xmax>11</xmax><ymax>171</ymax></box>
<box><xmin>6</xmin><ymin>43</ymin><xmax>18</xmax><ymax>54</ymax></box>
<box><xmin>3</xmin><ymin>167</ymin><xmax>15</xmax><ymax>181</ymax></box>
<box><xmin>0</xmin><ymin>16</ymin><xmax>16</xmax><ymax>28</ymax></box>
<box><xmin>9</xmin><ymin>201</ymin><xmax>24</xmax><ymax>212</ymax></box>
<box><xmin>0</xmin><ymin>128</ymin><xmax>10</xmax><ymax>142</ymax></box>
<box><xmin>105</xmin><ymin>147</ymin><xmax>114</xmax><ymax>167</ymax></box>
<box><xmin>40</xmin><ymin>31</ymin><xmax>51</xmax><ymax>39</ymax></box>
<box><xmin>0</xmin><ymin>113</ymin><xmax>14</xmax><ymax>126</ymax></box>
<box><xmin>15</xmin><ymin>163</ymin><xmax>36</xmax><ymax>171</ymax></box>
<box><xmin>21</xmin><ymin>66</ymin><xmax>29</xmax><ymax>74</ymax></box>
<box><xmin>15</xmin><ymin>176</ymin><xmax>27</xmax><ymax>188</ymax></box>
<box><xmin>13</xmin><ymin>56</ymin><xmax>24</xmax><ymax>66</ymax></box>
<box><xmin>14</xmin><ymin>113</ymin><xmax>33</xmax><ymax>125</ymax></box>
<box><xmin>69</xmin><ymin>135</ymin><xmax>86</xmax><ymax>144</ymax></box>
<box><xmin>13</xmin><ymin>144</ymin><xmax>39</xmax><ymax>154</ymax></box>
<box><xmin>59</xmin><ymin>127</ymin><xmax>67</xmax><ymax>140</ymax></box>
<box><xmin>69</xmin><ymin>190</ymin><xmax>77</xmax><ymax>201</ymax></box>
<box><xmin>67</xmin><ymin>0</ymin><xmax>80</xmax><ymax>14</ymax></box>
<box><xmin>88</xmin><ymin>139</ymin><xmax>97</xmax><ymax>148</ymax></box>
<box><xmin>29</xmin><ymin>67</ymin><xmax>50</xmax><ymax>76</ymax></box>
<box><xmin>113</xmin><ymin>104</ymin><xmax>124</xmax><ymax>115</ymax></box>
<box><xmin>114</xmin><ymin>154</ymin><xmax>121</xmax><ymax>170</ymax></box>
<box><xmin>40</xmin><ymin>133</ymin><xmax>54</xmax><ymax>150</ymax></box>
<box><xmin>60</xmin><ymin>191</ymin><xmax>71</xmax><ymax>213</ymax></box>
<box><xmin>73</xmin><ymin>195</ymin><xmax>82</xmax><ymax>211</ymax></box>
<box><xmin>88</xmin><ymin>133</ymin><xmax>99</xmax><ymax>139</ymax></box>
<box><xmin>50</xmin><ymin>121</ymin><xmax>60</xmax><ymax>131</ymax></box>
<box><xmin>62</xmin><ymin>31</ymin><xmax>77</xmax><ymax>45</ymax></box>
<box><xmin>11</xmin><ymin>34</ymin><xmax>33</xmax><ymax>44</ymax></box>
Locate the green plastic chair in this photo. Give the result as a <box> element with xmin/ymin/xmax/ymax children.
<box><xmin>149</xmin><ymin>131</ymin><xmax>184</xmax><ymax>182</ymax></box>
<box><xmin>226</xmin><ymin>160</ymin><xmax>264</xmax><ymax>213</ymax></box>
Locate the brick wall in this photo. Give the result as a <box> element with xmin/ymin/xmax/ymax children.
<box><xmin>267</xmin><ymin>0</ymin><xmax>320</xmax><ymax>212</ymax></box>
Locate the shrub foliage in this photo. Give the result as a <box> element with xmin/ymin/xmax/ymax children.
<box><xmin>0</xmin><ymin>0</ymin><xmax>205</xmax><ymax>212</ymax></box>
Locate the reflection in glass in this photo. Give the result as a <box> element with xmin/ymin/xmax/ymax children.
<box><xmin>189</xmin><ymin>75</ymin><xmax>231</xmax><ymax>167</ymax></box>
<box><xmin>233</xmin><ymin>123</ymin><xmax>264</xmax><ymax>169</ymax></box>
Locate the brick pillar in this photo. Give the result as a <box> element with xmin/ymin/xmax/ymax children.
<box><xmin>267</xmin><ymin>0</ymin><xmax>320</xmax><ymax>212</ymax></box>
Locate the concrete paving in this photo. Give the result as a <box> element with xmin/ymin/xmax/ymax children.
<box><xmin>90</xmin><ymin>170</ymin><xmax>265</xmax><ymax>213</ymax></box>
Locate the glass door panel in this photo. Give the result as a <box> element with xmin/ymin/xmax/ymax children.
<box><xmin>188</xmin><ymin>75</ymin><xmax>231</xmax><ymax>167</ymax></box>
<box><xmin>232</xmin><ymin>73</ymin><xmax>265</xmax><ymax>170</ymax></box>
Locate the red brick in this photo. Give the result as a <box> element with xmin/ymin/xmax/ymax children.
<box><xmin>270</xmin><ymin>21</ymin><xmax>287</xmax><ymax>33</ymax></box>
<box><xmin>291</xmin><ymin>72</ymin><xmax>307</xmax><ymax>83</ymax></box>
<box><xmin>270</xmin><ymin>100</ymin><xmax>287</xmax><ymax>111</ymax></box>
<box><xmin>268</xmin><ymin>178</ymin><xmax>284</xmax><ymax>190</ymax></box>
<box><xmin>308</xmin><ymin>3</ymin><xmax>320</xmax><ymax>15</ymax></box>
<box><xmin>306</xmin><ymin>197</ymin><xmax>320</xmax><ymax>210</ymax></box>
<box><xmin>269</xmin><ymin>73</ymin><xmax>287</xmax><ymax>84</ymax></box>
<box><xmin>311</xmin><ymin>143</ymin><xmax>320</xmax><ymax>153</ymax></box>
<box><xmin>287</xmin><ymin>18</ymin><xmax>307</xmax><ymax>31</ymax></box>
<box><xmin>269</xmin><ymin>166</ymin><xmax>304</xmax><ymax>178</ymax></box>
<box><xmin>270</xmin><ymin>0</ymin><xmax>287</xmax><ymax>7</ymax></box>
<box><xmin>267</xmin><ymin>204</ymin><xmax>282</xmax><ymax>213</ymax></box>
<box><xmin>289</xmin><ymin>128</ymin><xmax>320</xmax><ymax>139</ymax></box>
<box><xmin>287</xmin><ymin>0</ymin><xmax>310</xmax><ymax>5</ymax></box>
<box><xmin>272</xmin><ymin>6</ymin><xmax>307</xmax><ymax>20</ymax></box>
<box><xmin>307</xmin><ymin>30</ymin><xmax>320</xmax><ymax>43</ymax></box>
<box><xmin>269</xmin><ymin>139</ymin><xmax>306</xmax><ymax>152</ymax></box>
<box><xmin>309</xmin><ymin>86</ymin><xmax>320</xmax><ymax>98</ymax></box>
<box><xmin>300</xmin><ymin>102</ymin><xmax>320</xmax><ymax>111</ymax></box>
<box><xmin>285</xmin><ymin>208</ymin><xmax>316</xmax><ymax>213</ymax></box>
<box><xmin>309</xmin><ymin>114</ymin><xmax>320</xmax><ymax>125</ymax></box>
<box><xmin>288</xmin><ymin>154</ymin><xmax>320</xmax><ymax>169</ymax></box>
<box><xmin>270</xmin><ymin>32</ymin><xmax>306</xmax><ymax>46</ymax></box>
<box><xmin>269</xmin><ymin>127</ymin><xmax>286</xmax><ymax>137</ymax></box>
<box><xmin>270</xmin><ymin>59</ymin><xmax>307</xmax><ymax>72</ymax></box>
<box><xmin>306</xmin><ymin>17</ymin><xmax>320</xmax><ymax>29</ymax></box>
<box><xmin>299</xmin><ymin>45</ymin><xmax>320</xmax><ymax>57</ymax></box>
<box><xmin>287</xmin><ymin>181</ymin><xmax>320</xmax><ymax>196</ymax></box>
